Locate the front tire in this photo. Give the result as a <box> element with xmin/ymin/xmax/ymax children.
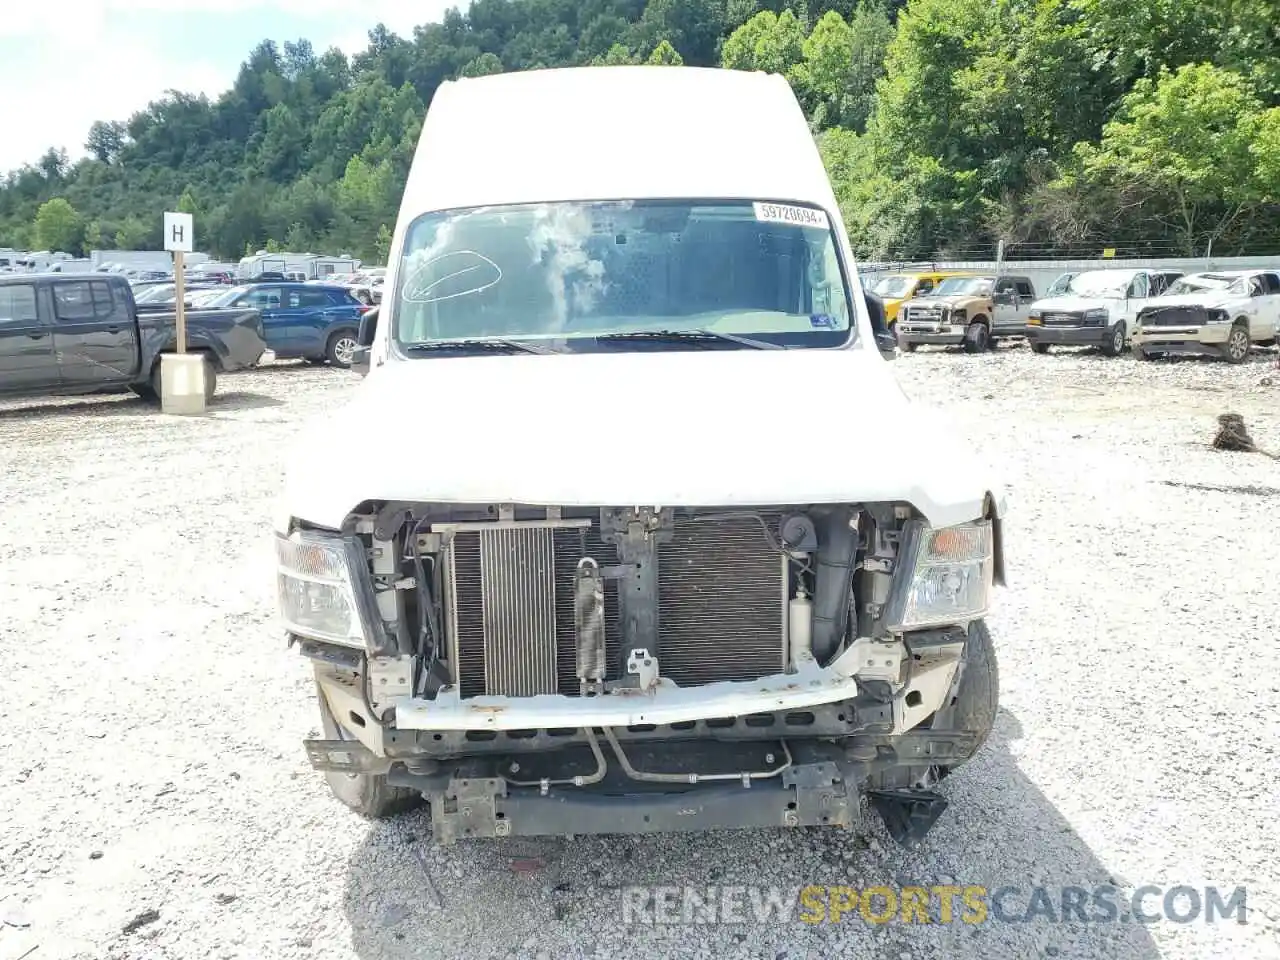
<box><xmin>933</xmin><ymin>620</ymin><xmax>1000</xmax><ymax>772</ymax></box>
<box><xmin>317</xmin><ymin>685</ymin><xmax>422</xmax><ymax>819</ymax></box>
<box><xmin>1101</xmin><ymin>321</ymin><xmax>1126</xmax><ymax>357</ymax></box>
<box><xmin>1224</xmin><ymin>323</ymin><xmax>1250</xmax><ymax>364</ymax></box>
<box><xmin>865</xmin><ymin>620</ymin><xmax>999</xmax><ymax>790</ymax></box>
<box><xmin>1029</xmin><ymin>341</ymin><xmax>1049</xmax><ymax>355</ymax></box>
<box><xmin>962</xmin><ymin>320</ymin><xmax>989</xmax><ymax>354</ymax></box>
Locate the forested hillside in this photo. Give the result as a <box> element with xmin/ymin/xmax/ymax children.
<box><xmin>2</xmin><ymin>0</ymin><xmax>1278</xmax><ymax>263</ymax></box>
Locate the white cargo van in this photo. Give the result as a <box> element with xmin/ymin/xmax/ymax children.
<box><xmin>275</xmin><ymin>66</ymin><xmax>1008</xmax><ymax>847</ymax></box>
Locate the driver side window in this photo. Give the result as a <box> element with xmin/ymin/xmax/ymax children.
<box><xmin>915</xmin><ymin>278</ymin><xmax>935</xmax><ymax>295</ymax></box>
<box><xmin>240</xmin><ymin>288</ymin><xmax>281</xmax><ymax>309</ymax></box>
<box><xmin>1128</xmin><ymin>274</ymin><xmax>1150</xmax><ymax>298</ymax></box>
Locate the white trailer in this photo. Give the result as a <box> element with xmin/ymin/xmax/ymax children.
<box><xmin>45</xmin><ymin>258</ymin><xmax>94</xmax><ymax>273</ymax></box>
<box><xmin>90</xmin><ymin>250</ymin><xmax>208</xmax><ymax>274</ymax></box>
<box><xmin>237</xmin><ymin>251</ymin><xmax>361</xmax><ymax>280</ymax></box>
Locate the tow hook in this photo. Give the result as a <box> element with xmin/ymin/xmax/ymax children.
<box><xmin>867</xmin><ymin>788</ymin><xmax>949</xmax><ymax>849</ymax></box>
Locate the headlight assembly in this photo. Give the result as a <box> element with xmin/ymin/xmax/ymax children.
<box><xmin>1207</xmin><ymin>309</ymin><xmax>1229</xmax><ymax>323</ymax></box>
<box><xmin>1084</xmin><ymin>308</ymin><xmax>1109</xmax><ymax>322</ymax></box>
<box><xmin>276</xmin><ymin>529</ymin><xmax>381</xmax><ymax>648</ymax></box>
<box><xmin>883</xmin><ymin>519</ymin><xmax>995</xmax><ymax>632</ymax></box>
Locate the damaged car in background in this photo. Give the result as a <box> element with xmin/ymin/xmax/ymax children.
<box><xmin>1131</xmin><ymin>269</ymin><xmax>1280</xmax><ymax>363</ymax></box>
<box><xmin>275</xmin><ymin>65</ymin><xmax>1008</xmax><ymax>849</ymax></box>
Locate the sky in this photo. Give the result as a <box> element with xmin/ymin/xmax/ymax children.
<box><xmin>0</xmin><ymin>0</ymin><xmax>458</xmax><ymax>172</ymax></box>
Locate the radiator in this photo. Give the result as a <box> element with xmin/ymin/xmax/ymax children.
<box><xmin>440</xmin><ymin>512</ymin><xmax>787</xmax><ymax>698</ymax></box>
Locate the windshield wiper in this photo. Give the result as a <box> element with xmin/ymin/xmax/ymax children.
<box><xmin>402</xmin><ymin>338</ymin><xmax>557</xmax><ymax>355</ymax></box>
<box><xmin>595</xmin><ymin>329</ymin><xmax>786</xmax><ymax>350</ymax></box>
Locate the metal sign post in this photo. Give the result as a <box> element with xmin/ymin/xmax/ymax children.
<box><xmin>161</xmin><ymin>212</ymin><xmax>202</xmax><ymax>414</ymax></box>
<box><xmin>174</xmin><ymin>249</ymin><xmax>186</xmax><ymax>353</ymax></box>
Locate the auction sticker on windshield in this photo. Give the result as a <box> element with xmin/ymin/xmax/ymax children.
<box><xmin>753</xmin><ymin>202</ymin><xmax>829</xmax><ymax>229</ymax></box>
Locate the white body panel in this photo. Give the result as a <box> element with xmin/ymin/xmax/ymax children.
<box><xmin>281</xmin><ymin>65</ymin><xmax>1005</xmax><ymax>543</ymax></box>
<box><xmin>279</xmin><ymin>346</ymin><xmax>1006</xmax><ymax>532</ymax></box>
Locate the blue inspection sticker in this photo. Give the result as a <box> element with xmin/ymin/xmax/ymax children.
<box><xmin>810</xmin><ymin>313</ymin><xmax>837</xmax><ymax>328</ymax></box>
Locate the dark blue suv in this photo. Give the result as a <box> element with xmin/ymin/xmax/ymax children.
<box><xmin>208</xmin><ymin>282</ymin><xmax>370</xmax><ymax>367</ymax></box>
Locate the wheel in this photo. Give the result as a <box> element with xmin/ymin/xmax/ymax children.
<box><xmin>932</xmin><ymin>619</ymin><xmax>1000</xmax><ymax>773</ymax></box>
<box><xmin>1101</xmin><ymin>321</ymin><xmax>1126</xmax><ymax>357</ymax></box>
<box><xmin>316</xmin><ymin>683</ymin><xmax>422</xmax><ymax>819</ymax></box>
<box><xmin>1224</xmin><ymin>323</ymin><xmax>1250</xmax><ymax>364</ymax></box>
<box><xmin>326</xmin><ymin>330</ymin><xmax>359</xmax><ymax>368</ymax></box>
<box><xmin>962</xmin><ymin>320</ymin><xmax>989</xmax><ymax>354</ymax></box>
<box><xmin>1029</xmin><ymin>341</ymin><xmax>1049</xmax><ymax>355</ymax></box>
<box><xmin>866</xmin><ymin>620</ymin><xmax>999</xmax><ymax>789</ymax></box>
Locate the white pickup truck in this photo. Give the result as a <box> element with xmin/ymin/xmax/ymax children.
<box><xmin>274</xmin><ymin>66</ymin><xmax>1008</xmax><ymax>848</ymax></box>
<box><xmin>1025</xmin><ymin>268</ymin><xmax>1183</xmax><ymax>357</ymax></box>
<box><xmin>1131</xmin><ymin>269</ymin><xmax>1280</xmax><ymax>362</ymax></box>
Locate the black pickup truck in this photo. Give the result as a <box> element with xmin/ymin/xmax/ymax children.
<box><xmin>0</xmin><ymin>273</ymin><xmax>267</xmax><ymax>402</ymax></box>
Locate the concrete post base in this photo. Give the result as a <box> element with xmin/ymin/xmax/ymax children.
<box><xmin>160</xmin><ymin>353</ymin><xmax>208</xmax><ymax>415</ymax></box>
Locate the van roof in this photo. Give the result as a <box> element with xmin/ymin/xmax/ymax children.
<box><xmin>400</xmin><ymin>66</ymin><xmax>835</xmax><ymax>217</ymax></box>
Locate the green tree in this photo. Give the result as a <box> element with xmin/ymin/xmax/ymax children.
<box><xmin>284</xmin><ymin>222</ymin><xmax>312</xmax><ymax>250</ymax></box>
<box><xmin>794</xmin><ymin>5</ymin><xmax>892</xmax><ymax>131</ymax></box>
<box><xmin>178</xmin><ymin>187</ymin><xmax>199</xmax><ymax>217</ymax></box>
<box><xmin>460</xmin><ymin>52</ymin><xmax>504</xmax><ymax>77</ymax></box>
<box><xmin>374</xmin><ymin>223</ymin><xmax>393</xmax><ymax>263</ymax></box>
<box><xmin>254</xmin><ymin>103</ymin><xmax>307</xmax><ymax>181</ymax></box>
<box><xmin>720</xmin><ymin>10</ymin><xmax>806</xmax><ymax>75</ymax></box>
<box><xmin>84</xmin><ymin>220</ymin><xmax>104</xmax><ymax>251</ymax></box>
<box><xmin>593</xmin><ymin>43</ymin><xmax>640</xmax><ymax>65</ymax></box>
<box><xmin>33</xmin><ymin>198</ymin><xmax>82</xmax><ymax>253</ymax></box>
<box><xmin>647</xmin><ymin>39</ymin><xmax>685</xmax><ymax>64</ymax></box>
<box><xmin>1076</xmin><ymin>64</ymin><xmax>1267</xmax><ymax>253</ymax></box>
<box><xmin>85</xmin><ymin>121</ymin><xmax>126</xmax><ymax>163</ymax></box>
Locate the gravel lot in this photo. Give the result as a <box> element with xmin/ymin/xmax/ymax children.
<box><xmin>2</xmin><ymin>343</ymin><xmax>1278</xmax><ymax>960</ymax></box>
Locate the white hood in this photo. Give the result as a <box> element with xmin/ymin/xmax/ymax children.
<box><xmin>1142</xmin><ymin>292</ymin><xmax>1231</xmax><ymax>310</ymax></box>
<box><xmin>1031</xmin><ymin>294</ymin><xmax>1123</xmax><ymax>312</ymax></box>
<box><xmin>278</xmin><ymin>347</ymin><xmax>1007</xmax><ymax>532</ymax></box>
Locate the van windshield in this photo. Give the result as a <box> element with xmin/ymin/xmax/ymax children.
<box><xmin>392</xmin><ymin>199</ymin><xmax>854</xmax><ymax>351</ymax></box>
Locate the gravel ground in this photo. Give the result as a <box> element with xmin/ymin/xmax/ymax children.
<box><xmin>1</xmin><ymin>343</ymin><xmax>1278</xmax><ymax>960</ymax></box>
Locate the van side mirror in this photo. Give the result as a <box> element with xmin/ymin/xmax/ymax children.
<box><xmin>874</xmin><ymin>329</ymin><xmax>897</xmax><ymax>360</ymax></box>
<box><xmin>353</xmin><ymin>307</ymin><xmax>378</xmax><ymax>376</ymax></box>
<box><xmin>357</xmin><ymin>307</ymin><xmax>378</xmax><ymax>345</ymax></box>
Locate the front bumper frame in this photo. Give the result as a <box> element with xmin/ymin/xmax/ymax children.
<box><xmin>1132</xmin><ymin>325</ymin><xmax>1231</xmax><ymax>357</ymax></box>
<box><xmin>402</xmin><ymin>761</ymin><xmax>859</xmax><ymax>842</ymax></box>
<box><xmin>386</xmin><ymin>640</ymin><xmax>956</xmax><ymax>732</ymax></box>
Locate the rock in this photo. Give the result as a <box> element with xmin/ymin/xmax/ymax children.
<box><xmin>122</xmin><ymin>908</ymin><xmax>160</xmax><ymax>935</ymax></box>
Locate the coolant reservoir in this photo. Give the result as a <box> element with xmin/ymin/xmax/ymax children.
<box><xmin>789</xmin><ymin>592</ymin><xmax>813</xmax><ymax>667</ymax></box>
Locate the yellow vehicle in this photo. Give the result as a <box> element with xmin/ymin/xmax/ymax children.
<box><xmin>869</xmin><ymin>271</ymin><xmax>978</xmax><ymax>330</ymax></box>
